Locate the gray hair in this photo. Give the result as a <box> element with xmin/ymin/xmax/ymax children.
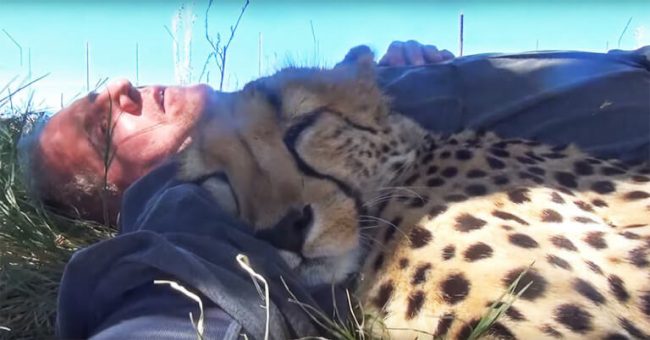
<box><xmin>16</xmin><ymin>114</ymin><xmax>114</xmax><ymax>220</ymax></box>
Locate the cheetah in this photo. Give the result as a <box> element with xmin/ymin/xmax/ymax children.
<box><xmin>178</xmin><ymin>50</ymin><xmax>650</xmax><ymax>339</ymax></box>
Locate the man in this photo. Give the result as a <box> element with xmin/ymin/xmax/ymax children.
<box><xmin>51</xmin><ymin>42</ymin><xmax>650</xmax><ymax>338</ymax></box>
<box><xmin>18</xmin><ymin>41</ymin><xmax>454</xmax><ymax>226</ymax></box>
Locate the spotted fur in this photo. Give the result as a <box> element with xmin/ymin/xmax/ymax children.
<box><xmin>178</xmin><ymin>51</ymin><xmax>650</xmax><ymax>339</ymax></box>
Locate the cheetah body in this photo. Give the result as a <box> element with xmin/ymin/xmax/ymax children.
<box><xmin>178</xmin><ymin>53</ymin><xmax>650</xmax><ymax>339</ymax></box>
<box><xmin>354</xmin><ymin>130</ymin><xmax>650</xmax><ymax>339</ymax></box>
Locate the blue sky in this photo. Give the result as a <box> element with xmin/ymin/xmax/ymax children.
<box><xmin>1</xmin><ymin>0</ymin><xmax>648</xmax><ymax>111</ymax></box>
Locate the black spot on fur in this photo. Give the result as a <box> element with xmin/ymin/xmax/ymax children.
<box><xmin>506</xmin><ymin>306</ymin><xmax>526</xmax><ymax>321</ymax></box>
<box><xmin>527</xmin><ymin>166</ymin><xmax>546</xmax><ymax>176</ymax></box>
<box><xmin>574</xmin><ymin>216</ymin><xmax>596</xmax><ymax>224</ymax></box>
<box><xmin>455</xmin><ymin>149</ymin><xmax>473</xmax><ymax>160</ymax></box>
<box><xmin>547</xmin><ymin>254</ymin><xmax>572</xmax><ymax>270</ymax></box>
<box><xmin>632</xmin><ymin>175</ymin><xmax>650</xmax><ymax>182</ymax></box>
<box><xmin>591</xmin><ymin>180</ymin><xmax>616</xmax><ymax>194</ymax></box>
<box><xmin>551</xmin><ymin>192</ymin><xmax>565</xmax><ymax>204</ymax></box>
<box><xmin>620</xmin><ymin>318</ymin><xmax>648</xmax><ymax>339</ymax></box>
<box><xmin>493</xmin><ymin>175</ymin><xmax>510</xmax><ymax>185</ymax></box>
<box><xmin>493</xmin><ymin>210</ymin><xmax>530</xmax><ymax>225</ymax></box>
<box><xmin>404</xmin><ymin>174</ymin><xmax>420</xmax><ymax>186</ymax></box>
<box><xmin>574</xmin><ymin>200</ymin><xmax>594</xmax><ymax>212</ymax></box>
<box><xmin>467</xmin><ymin>169</ymin><xmax>487</xmax><ymax>178</ymax></box>
<box><xmin>542</xmin><ymin>325</ymin><xmax>563</xmax><ymax>337</ymax></box>
<box><xmin>516</xmin><ymin>156</ymin><xmax>537</xmax><ymax>164</ymax></box>
<box><xmin>629</xmin><ymin>247</ymin><xmax>648</xmax><ymax>268</ymax></box>
<box><xmin>456</xmin><ymin>319</ymin><xmax>479</xmax><ymax>340</ymax></box>
<box><xmin>541</xmin><ymin>209</ymin><xmax>563</xmax><ymax>223</ymax></box>
<box><xmin>440</xmin><ymin>150</ymin><xmax>451</xmax><ymax>159</ymax></box>
<box><xmin>372</xmin><ymin>281</ymin><xmax>394</xmax><ymax>309</ymax></box>
<box><xmin>489</xmin><ymin>148</ymin><xmax>510</xmax><ymax>158</ymax></box>
<box><xmin>427</xmin><ymin>177</ymin><xmax>445</xmax><ymax>187</ymax></box>
<box><xmin>518</xmin><ymin>171</ymin><xmax>545</xmax><ymax>184</ymax></box>
<box><xmin>441</xmin><ymin>166</ymin><xmax>459</xmax><ymax>178</ymax></box>
<box><xmin>411</xmin><ymin>263</ymin><xmax>432</xmax><ymax>285</ymax></box>
<box><xmin>619</xmin><ymin>231</ymin><xmax>640</xmax><ymax>240</ymax></box>
<box><xmin>463</xmin><ymin>242</ymin><xmax>493</xmax><ymax>261</ymax></box>
<box><xmin>601</xmin><ymin>166</ymin><xmax>625</xmax><ymax>176</ymax></box>
<box><xmin>487</xmin><ymin>156</ymin><xmax>506</xmax><ymax>169</ymax></box>
<box><xmin>558</xmin><ymin>187</ymin><xmax>575</xmax><ymax>196</ymax></box>
<box><xmin>405</xmin><ymin>290</ymin><xmax>425</xmax><ymax>320</ymax></box>
<box><xmin>434</xmin><ymin>313</ymin><xmax>455</xmax><ymax>337</ymax></box>
<box><xmin>584</xmin><ymin>231</ymin><xmax>607</xmax><ymax>249</ymax></box>
<box><xmin>465</xmin><ymin>184</ymin><xmax>488</xmax><ymax>196</ymax></box>
<box><xmin>509</xmin><ymin>233</ymin><xmax>539</xmax><ymax>248</ymax></box>
<box><xmin>624</xmin><ymin>191</ymin><xmax>650</xmax><ymax>200</ymax></box>
<box><xmin>554</xmin><ymin>304</ymin><xmax>593</xmax><ymax>333</ymax></box>
<box><xmin>608</xmin><ymin>275</ymin><xmax>629</xmax><ymax>302</ymax></box>
<box><xmin>603</xmin><ymin>333</ymin><xmax>629</xmax><ymax>340</ymax></box>
<box><xmin>409</xmin><ymin>225</ymin><xmax>432</xmax><ymax>249</ymax></box>
<box><xmin>455</xmin><ymin>213</ymin><xmax>487</xmax><ymax>232</ymax></box>
<box><xmin>407</xmin><ymin>195</ymin><xmax>429</xmax><ymax>208</ymax></box>
<box><xmin>507</xmin><ymin>188</ymin><xmax>531</xmax><ymax>204</ymax></box>
<box><xmin>428</xmin><ymin>205</ymin><xmax>448</xmax><ymax>219</ymax></box>
<box><xmin>551</xmin><ymin>235</ymin><xmax>578</xmax><ymax>251</ymax></box>
<box><xmin>592</xmin><ymin>198</ymin><xmax>608</xmax><ymax>207</ymax></box>
<box><xmin>383</xmin><ymin>217</ymin><xmax>402</xmax><ymax>243</ymax></box>
<box><xmin>585</xmin><ymin>261</ymin><xmax>604</xmax><ymax>275</ymax></box>
<box><xmin>422</xmin><ymin>153</ymin><xmax>434</xmax><ymax>164</ymax></box>
<box><xmin>398</xmin><ymin>258</ymin><xmax>409</xmax><ymax>269</ymax></box>
<box><xmin>488</xmin><ymin>323</ymin><xmax>516</xmax><ymax>339</ymax></box>
<box><xmin>373</xmin><ymin>253</ymin><xmax>385</xmax><ymax>271</ymax></box>
<box><xmin>442</xmin><ymin>245</ymin><xmax>455</xmax><ymax>260</ymax></box>
<box><xmin>574</xmin><ymin>160</ymin><xmax>595</xmax><ymax>175</ymax></box>
<box><xmin>574</xmin><ymin>278</ymin><xmax>606</xmax><ymax>305</ymax></box>
<box><xmin>555</xmin><ymin>171</ymin><xmax>578</xmax><ymax>188</ymax></box>
<box><xmin>445</xmin><ymin>194</ymin><xmax>468</xmax><ymax>202</ymax></box>
<box><xmin>640</xmin><ymin>292</ymin><xmax>650</xmax><ymax>317</ymax></box>
<box><xmin>427</xmin><ymin>165</ymin><xmax>439</xmax><ymax>175</ymax></box>
<box><xmin>503</xmin><ymin>268</ymin><xmax>548</xmax><ymax>300</ymax></box>
<box><xmin>441</xmin><ymin>273</ymin><xmax>470</xmax><ymax>304</ymax></box>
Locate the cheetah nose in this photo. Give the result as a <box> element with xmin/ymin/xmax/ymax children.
<box><xmin>255</xmin><ymin>205</ymin><xmax>313</xmax><ymax>254</ymax></box>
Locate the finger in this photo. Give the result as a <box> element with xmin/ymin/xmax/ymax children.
<box><xmin>439</xmin><ymin>49</ymin><xmax>455</xmax><ymax>61</ymax></box>
<box><xmin>423</xmin><ymin>44</ymin><xmax>442</xmax><ymax>63</ymax></box>
<box><xmin>403</xmin><ymin>40</ymin><xmax>425</xmax><ymax>66</ymax></box>
<box><xmin>378</xmin><ymin>41</ymin><xmax>406</xmax><ymax>66</ymax></box>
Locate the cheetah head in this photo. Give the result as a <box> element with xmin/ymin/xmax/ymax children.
<box><xmin>178</xmin><ymin>48</ymin><xmax>427</xmax><ymax>286</ymax></box>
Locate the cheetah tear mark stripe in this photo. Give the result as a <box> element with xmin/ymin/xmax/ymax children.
<box><xmin>282</xmin><ymin>107</ymin><xmax>363</xmax><ymax>211</ymax></box>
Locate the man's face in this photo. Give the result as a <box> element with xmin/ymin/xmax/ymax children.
<box><xmin>40</xmin><ymin>79</ymin><xmax>214</xmax><ymax>192</ymax></box>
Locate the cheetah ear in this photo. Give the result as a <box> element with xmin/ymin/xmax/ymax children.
<box><xmin>335</xmin><ymin>45</ymin><xmax>375</xmax><ymax>68</ymax></box>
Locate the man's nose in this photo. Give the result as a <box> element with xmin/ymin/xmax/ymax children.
<box><xmin>104</xmin><ymin>79</ymin><xmax>142</xmax><ymax>115</ymax></box>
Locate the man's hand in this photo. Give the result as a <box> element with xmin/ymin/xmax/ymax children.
<box><xmin>378</xmin><ymin>40</ymin><xmax>454</xmax><ymax>66</ymax></box>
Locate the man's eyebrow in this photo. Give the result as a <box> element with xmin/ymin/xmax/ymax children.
<box><xmin>87</xmin><ymin>92</ymin><xmax>99</xmax><ymax>103</ymax></box>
